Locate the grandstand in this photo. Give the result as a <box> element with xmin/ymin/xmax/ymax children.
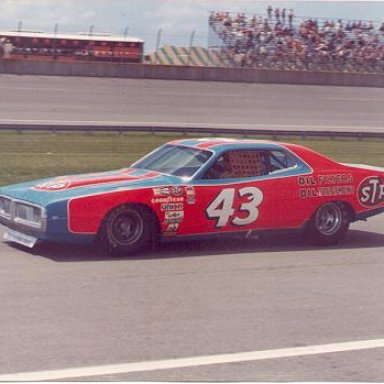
<box><xmin>208</xmin><ymin>10</ymin><xmax>384</xmax><ymax>73</ymax></box>
<box><xmin>0</xmin><ymin>30</ymin><xmax>144</xmax><ymax>63</ymax></box>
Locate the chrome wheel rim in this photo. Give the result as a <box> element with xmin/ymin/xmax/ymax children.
<box><xmin>315</xmin><ymin>203</ymin><xmax>342</xmax><ymax>236</ymax></box>
<box><xmin>110</xmin><ymin>210</ymin><xmax>143</xmax><ymax>246</ymax></box>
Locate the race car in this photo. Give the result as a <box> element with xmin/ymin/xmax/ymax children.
<box><xmin>0</xmin><ymin>137</ymin><xmax>384</xmax><ymax>255</ymax></box>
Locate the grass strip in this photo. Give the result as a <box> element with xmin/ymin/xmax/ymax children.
<box><xmin>0</xmin><ymin>131</ymin><xmax>383</xmax><ymax>186</ymax></box>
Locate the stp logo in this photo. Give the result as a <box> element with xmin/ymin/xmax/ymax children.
<box><xmin>33</xmin><ymin>180</ymin><xmax>70</xmax><ymax>191</ymax></box>
<box><xmin>170</xmin><ymin>186</ymin><xmax>183</xmax><ymax>196</ymax></box>
<box><xmin>358</xmin><ymin>176</ymin><xmax>384</xmax><ymax>207</ymax></box>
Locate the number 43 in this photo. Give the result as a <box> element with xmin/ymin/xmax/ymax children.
<box><xmin>206</xmin><ymin>187</ymin><xmax>264</xmax><ymax>228</ymax></box>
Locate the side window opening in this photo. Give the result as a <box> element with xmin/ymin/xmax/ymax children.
<box><xmin>204</xmin><ymin>150</ymin><xmax>268</xmax><ymax>179</ymax></box>
<box><xmin>203</xmin><ymin>149</ymin><xmax>297</xmax><ymax>180</ymax></box>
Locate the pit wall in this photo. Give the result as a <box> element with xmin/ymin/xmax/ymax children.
<box><xmin>1</xmin><ymin>59</ymin><xmax>383</xmax><ymax>87</ymax></box>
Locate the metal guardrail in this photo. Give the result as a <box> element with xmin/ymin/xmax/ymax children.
<box><xmin>0</xmin><ymin>123</ymin><xmax>383</xmax><ymax>140</ymax></box>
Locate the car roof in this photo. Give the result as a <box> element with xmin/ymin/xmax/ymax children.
<box><xmin>169</xmin><ymin>138</ymin><xmax>340</xmax><ymax>167</ymax></box>
<box><xmin>169</xmin><ymin>138</ymin><xmax>286</xmax><ymax>153</ymax></box>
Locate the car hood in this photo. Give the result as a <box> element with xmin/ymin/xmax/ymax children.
<box><xmin>0</xmin><ymin>168</ymin><xmax>181</xmax><ymax>206</ymax></box>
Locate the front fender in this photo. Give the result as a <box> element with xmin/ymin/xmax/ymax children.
<box><xmin>67</xmin><ymin>188</ymin><xmax>159</xmax><ymax>234</ymax></box>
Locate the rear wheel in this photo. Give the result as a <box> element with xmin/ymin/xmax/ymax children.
<box><xmin>98</xmin><ymin>204</ymin><xmax>159</xmax><ymax>256</ymax></box>
<box><xmin>307</xmin><ymin>202</ymin><xmax>351</xmax><ymax>246</ymax></box>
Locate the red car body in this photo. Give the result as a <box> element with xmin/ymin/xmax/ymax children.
<box><xmin>1</xmin><ymin>138</ymin><xmax>383</xmax><ymax>254</ymax></box>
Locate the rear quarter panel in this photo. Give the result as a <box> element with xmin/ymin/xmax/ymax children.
<box><xmin>284</xmin><ymin>143</ymin><xmax>384</xmax><ymax>219</ymax></box>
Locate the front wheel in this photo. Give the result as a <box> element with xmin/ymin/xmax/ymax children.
<box><xmin>306</xmin><ymin>202</ymin><xmax>351</xmax><ymax>246</ymax></box>
<box><xmin>98</xmin><ymin>204</ymin><xmax>159</xmax><ymax>256</ymax></box>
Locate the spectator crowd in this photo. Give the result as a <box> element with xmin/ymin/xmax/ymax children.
<box><xmin>209</xmin><ymin>8</ymin><xmax>384</xmax><ymax>72</ymax></box>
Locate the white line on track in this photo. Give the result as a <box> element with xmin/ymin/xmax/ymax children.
<box><xmin>1</xmin><ymin>338</ymin><xmax>384</xmax><ymax>381</ymax></box>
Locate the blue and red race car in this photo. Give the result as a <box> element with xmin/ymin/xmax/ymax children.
<box><xmin>1</xmin><ymin>138</ymin><xmax>384</xmax><ymax>255</ymax></box>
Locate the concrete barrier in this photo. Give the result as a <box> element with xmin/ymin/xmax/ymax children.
<box><xmin>1</xmin><ymin>58</ymin><xmax>383</xmax><ymax>87</ymax></box>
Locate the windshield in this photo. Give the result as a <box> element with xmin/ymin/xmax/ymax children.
<box><xmin>132</xmin><ymin>144</ymin><xmax>213</xmax><ymax>177</ymax></box>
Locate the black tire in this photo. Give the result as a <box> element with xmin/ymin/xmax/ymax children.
<box><xmin>98</xmin><ymin>204</ymin><xmax>159</xmax><ymax>256</ymax></box>
<box><xmin>306</xmin><ymin>202</ymin><xmax>351</xmax><ymax>246</ymax></box>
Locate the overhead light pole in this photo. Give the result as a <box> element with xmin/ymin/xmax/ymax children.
<box><xmin>188</xmin><ymin>30</ymin><xmax>196</xmax><ymax>66</ymax></box>
<box><xmin>155</xmin><ymin>28</ymin><xmax>162</xmax><ymax>64</ymax></box>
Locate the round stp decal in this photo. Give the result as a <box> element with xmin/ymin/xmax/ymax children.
<box><xmin>170</xmin><ymin>186</ymin><xmax>183</xmax><ymax>196</ymax></box>
<box><xmin>358</xmin><ymin>176</ymin><xmax>384</xmax><ymax>207</ymax></box>
<box><xmin>33</xmin><ymin>180</ymin><xmax>71</xmax><ymax>192</ymax></box>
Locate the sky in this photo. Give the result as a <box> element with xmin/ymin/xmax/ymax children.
<box><xmin>0</xmin><ymin>0</ymin><xmax>383</xmax><ymax>53</ymax></box>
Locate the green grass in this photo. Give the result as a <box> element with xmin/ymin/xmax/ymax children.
<box><xmin>0</xmin><ymin>131</ymin><xmax>383</xmax><ymax>186</ymax></box>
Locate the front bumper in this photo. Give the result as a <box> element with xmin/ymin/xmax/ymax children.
<box><xmin>3</xmin><ymin>228</ymin><xmax>39</xmax><ymax>248</ymax></box>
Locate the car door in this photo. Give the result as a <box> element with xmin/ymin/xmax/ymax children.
<box><xmin>179</xmin><ymin>149</ymin><xmax>301</xmax><ymax>236</ymax></box>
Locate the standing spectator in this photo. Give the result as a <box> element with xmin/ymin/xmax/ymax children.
<box><xmin>0</xmin><ymin>38</ymin><xmax>5</xmax><ymax>57</ymax></box>
<box><xmin>282</xmin><ymin>9</ymin><xmax>286</xmax><ymax>23</ymax></box>
<box><xmin>274</xmin><ymin>8</ymin><xmax>280</xmax><ymax>21</ymax></box>
<box><xmin>267</xmin><ymin>5</ymin><xmax>273</xmax><ymax>20</ymax></box>
<box><xmin>2</xmin><ymin>39</ymin><xmax>13</xmax><ymax>58</ymax></box>
<box><xmin>288</xmin><ymin>9</ymin><xmax>294</xmax><ymax>26</ymax></box>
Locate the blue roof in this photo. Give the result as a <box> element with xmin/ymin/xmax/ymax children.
<box><xmin>174</xmin><ymin>138</ymin><xmax>285</xmax><ymax>153</ymax></box>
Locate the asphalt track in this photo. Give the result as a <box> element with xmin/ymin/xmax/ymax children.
<box><xmin>1</xmin><ymin>75</ymin><xmax>384</xmax><ymax>381</ymax></box>
<box><xmin>1</xmin><ymin>74</ymin><xmax>384</xmax><ymax>132</ymax></box>
<box><xmin>1</xmin><ymin>216</ymin><xmax>384</xmax><ymax>381</ymax></box>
